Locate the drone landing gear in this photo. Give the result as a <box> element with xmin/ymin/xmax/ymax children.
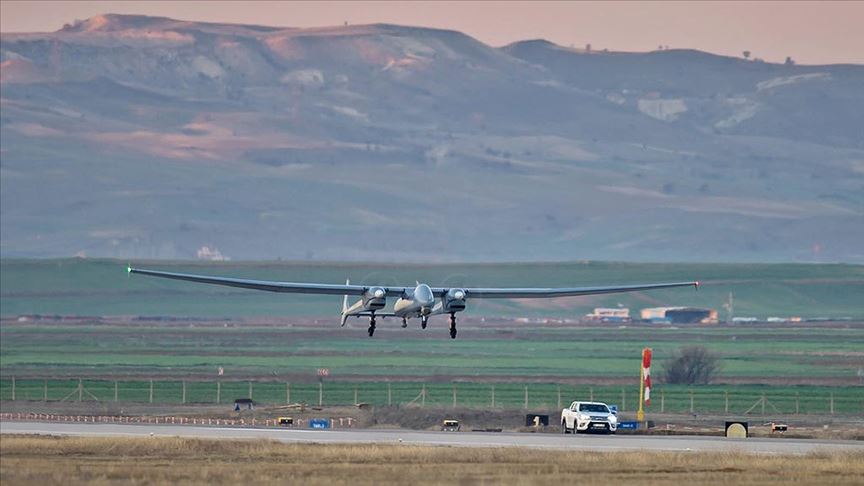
<box><xmin>449</xmin><ymin>313</ymin><xmax>457</xmax><ymax>339</ymax></box>
<box><xmin>367</xmin><ymin>316</ymin><xmax>376</xmax><ymax>337</ymax></box>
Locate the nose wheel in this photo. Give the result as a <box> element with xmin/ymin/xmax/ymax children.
<box><xmin>367</xmin><ymin>317</ymin><xmax>376</xmax><ymax>337</ymax></box>
<box><xmin>421</xmin><ymin>316</ymin><xmax>428</xmax><ymax>329</ymax></box>
<box><xmin>449</xmin><ymin>313</ymin><xmax>457</xmax><ymax>339</ymax></box>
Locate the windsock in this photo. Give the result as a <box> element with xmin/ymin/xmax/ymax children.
<box><xmin>642</xmin><ymin>347</ymin><xmax>652</xmax><ymax>406</ymax></box>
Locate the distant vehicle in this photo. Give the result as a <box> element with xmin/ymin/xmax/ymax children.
<box><xmin>561</xmin><ymin>401</ymin><xmax>618</xmax><ymax>434</ymax></box>
<box><xmin>129</xmin><ymin>266</ymin><xmax>698</xmax><ymax>340</ymax></box>
<box><xmin>277</xmin><ymin>417</ymin><xmax>294</xmax><ymax>427</ymax></box>
<box><xmin>441</xmin><ymin>419</ymin><xmax>461</xmax><ymax>431</ymax></box>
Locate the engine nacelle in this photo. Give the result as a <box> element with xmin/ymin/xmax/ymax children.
<box><xmin>362</xmin><ymin>286</ymin><xmax>387</xmax><ymax>311</ymax></box>
<box><xmin>442</xmin><ymin>288</ymin><xmax>467</xmax><ymax>312</ymax></box>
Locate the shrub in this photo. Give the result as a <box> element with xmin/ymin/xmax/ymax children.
<box><xmin>662</xmin><ymin>346</ymin><xmax>720</xmax><ymax>384</ymax></box>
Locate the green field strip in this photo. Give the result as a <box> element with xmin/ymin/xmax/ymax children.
<box><xmin>1</xmin><ymin>379</ymin><xmax>861</xmax><ymax>415</ymax></box>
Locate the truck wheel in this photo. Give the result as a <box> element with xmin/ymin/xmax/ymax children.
<box><xmin>561</xmin><ymin>421</ymin><xmax>568</xmax><ymax>434</ymax></box>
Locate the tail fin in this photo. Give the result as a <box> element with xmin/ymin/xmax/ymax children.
<box><xmin>340</xmin><ymin>279</ymin><xmax>350</xmax><ymax>326</ymax></box>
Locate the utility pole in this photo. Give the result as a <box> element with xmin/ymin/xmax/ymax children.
<box><xmin>723</xmin><ymin>292</ymin><xmax>734</xmax><ymax>324</ymax></box>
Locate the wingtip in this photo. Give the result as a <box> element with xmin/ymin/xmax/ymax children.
<box><xmin>694</xmin><ymin>281</ymin><xmax>700</xmax><ymax>290</ymax></box>
<box><xmin>126</xmin><ymin>264</ymin><xmax>132</xmax><ymax>274</ymax></box>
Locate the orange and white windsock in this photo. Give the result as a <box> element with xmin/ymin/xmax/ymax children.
<box><xmin>642</xmin><ymin>347</ymin><xmax>652</xmax><ymax>406</ymax></box>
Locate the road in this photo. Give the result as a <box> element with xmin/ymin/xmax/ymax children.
<box><xmin>2</xmin><ymin>421</ymin><xmax>862</xmax><ymax>454</ymax></box>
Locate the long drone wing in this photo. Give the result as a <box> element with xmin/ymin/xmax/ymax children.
<box><xmin>128</xmin><ymin>267</ymin><xmax>409</xmax><ymax>296</ymax></box>
<box><xmin>130</xmin><ymin>267</ymin><xmax>697</xmax><ymax>298</ymax></box>
<box><xmin>455</xmin><ymin>281</ymin><xmax>699</xmax><ymax>299</ymax></box>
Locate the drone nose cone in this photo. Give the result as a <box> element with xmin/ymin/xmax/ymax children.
<box><xmin>416</xmin><ymin>283</ymin><xmax>435</xmax><ymax>305</ymax></box>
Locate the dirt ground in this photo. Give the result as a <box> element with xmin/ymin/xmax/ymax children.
<box><xmin>2</xmin><ymin>400</ymin><xmax>862</xmax><ymax>441</ymax></box>
<box><xmin>3</xmin><ymin>435</ymin><xmax>864</xmax><ymax>486</ymax></box>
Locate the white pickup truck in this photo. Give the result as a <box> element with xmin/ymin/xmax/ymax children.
<box><xmin>561</xmin><ymin>401</ymin><xmax>618</xmax><ymax>434</ymax></box>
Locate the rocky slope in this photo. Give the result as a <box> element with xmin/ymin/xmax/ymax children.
<box><xmin>2</xmin><ymin>14</ymin><xmax>862</xmax><ymax>262</ymax></box>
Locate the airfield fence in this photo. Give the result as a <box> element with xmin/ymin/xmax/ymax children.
<box><xmin>0</xmin><ymin>378</ymin><xmax>861</xmax><ymax>416</ymax></box>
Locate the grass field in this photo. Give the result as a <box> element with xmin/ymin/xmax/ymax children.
<box><xmin>2</xmin><ymin>258</ymin><xmax>863</xmax><ymax>319</ymax></box>
<box><xmin>2</xmin><ymin>319</ymin><xmax>862</xmax><ymax>383</ymax></box>
<box><xmin>2</xmin><ymin>435</ymin><xmax>863</xmax><ymax>485</ymax></box>
<box><xmin>2</xmin><ymin>259</ymin><xmax>862</xmax><ymax>417</ymax></box>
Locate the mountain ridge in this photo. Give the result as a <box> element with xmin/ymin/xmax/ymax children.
<box><xmin>1</xmin><ymin>14</ymin><xmax>862</xmax><ymax>262</ymax></box>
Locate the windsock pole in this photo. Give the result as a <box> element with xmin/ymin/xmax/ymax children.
<box><xmin>637</xmin><ymin>358</ymin><xmax>645</xmax><ymax>423</ymax></box>
<box><xmin>637</xmin><ymin>347</ymin><xmax>651</xmax><ymax>423</ymax></box>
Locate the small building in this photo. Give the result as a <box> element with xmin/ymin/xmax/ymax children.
<box><xmin>640</xmin><ymin>307</ymin><xmax>718</xmax><ymax>324</ymax></box>
<box><xmin>585</xmin><ymin>308</ymin><xmax>631</xmax><ymax>323</ymax></box>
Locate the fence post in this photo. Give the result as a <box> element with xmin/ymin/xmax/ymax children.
<box><xmin>79</xmin><ymin>378</ymin><xmax>84</xmax><ymax>402</ymax></box>
<box><xmin>589</xmin><ymin>387</ymin><xmax>594</xmax><ymax>402</ymax></box>
<box><xmin>387</xmin><ymin>382</ymin><xmax>391</xmax><ymax>406</ymax></box>
<box><xmin>491</xmin><ymin>385</ymin><xmax>495</xmax><ymax>408</ymax></box>
<box><xmin>830</xmin><ymin>392</ymin><xmax>834</xmax><ymax>414</ymax></box>
<box><xmin>557</xmin><ymin>386</ymin><xmax>562</xmax><ymax>410</ymax></box>
<box><xmin>318</xmin><ymin>382</ymin><xmax>323</xmax><ymax>406</ymax></box>
<box><xmin>724</xmin><ymin>391</ymin><xmax>729</xmax><ymax>414</ymax></box>
<box><xmin>761</xmin><ymin>393</ymin><xmax>766</xmax><ymax>415</ymax></box>
<box><xmin>286</xmin><ymin>383</ymin><xmax>291</xmax><ymax>404</ymax></box>
<box><xmin>11</xmin><ymin>376</ymin><xmax>14</xmax><ymax>401</ymax></box>
<box><xmin>182</xmin><ymin>381</ymin><xmax>186</xmax><ymax>404</ymax></box>
<box><xmin>248</xmin><ymin>381</ymin><xmax>253</xmax><ymax>400</ymax></box>
<box><xmin>421</xmin><ymin>384</ymin><xmax>426</xmax><ymax>407</ymax></box>
<box><xmin>216</xmin><ymin>381</ymin><xmax>221</xmax><ymax>404</ymax></box>
<box><xmin>44</xmin><ymin>379</ymin><xmax>48</xmax><ymax>402</ymax></box>
<box><xmin>452</xmin><ymin>384</ymin><xmax>457</xmax><ymax>408</ymax></box>
<box><xmin>660</xmin><ymin>389</ymin><xmax>665</xmax><ymax>413</ymax></box>
<box><xmin>114</xmin><ymin>381</ymin><xmax>118</xmax><ymax>402</ymax></box>
<box><xmin>621</xmin><ymin>388</ymin><xmax>626</xmax><ymax>412</ymax></box>
<box><xmin>524</xmin><ymin>386</ymin><xmax>528</xmax><ymax>409</ymax></box>
<box><xmin>354</xmin><ymin>385</ymin><xmax>359</xmax><ymax>405</ymax></box>
<box><xmin>149</xmin><ymin>380</ymin><xmax>153</xmax><ymax>403</ymax></box>
<box><xmin>796</xmin><ymin>392</ymin><xmax>800</xmax><ymax>415</ymax></box>
<box><xmin>689</xmin><ymin>389</ymin><xmax>694</xmax><ymax>414</ymax></box>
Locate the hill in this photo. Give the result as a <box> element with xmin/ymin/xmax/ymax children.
<box><xmin>2</xmin><ymin>15</ymin><xmax>863</xmax><ymax>262</ymax></box>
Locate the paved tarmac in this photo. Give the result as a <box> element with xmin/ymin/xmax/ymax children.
<box><xmin>2</xmin><ymin>421</ymin><xmax>862</xmax><ymax>454</ymax></box>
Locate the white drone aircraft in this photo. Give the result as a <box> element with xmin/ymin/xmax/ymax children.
<box><xmin>129</xmin><ymin>266</ymin><xmax>698</xmax><ymax>339</ymax></box>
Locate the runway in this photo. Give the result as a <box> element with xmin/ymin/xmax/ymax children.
<box><xmin>2</xmin><ymin>421</ymin><xmax>862</xmax><ymax>454</ymax></box>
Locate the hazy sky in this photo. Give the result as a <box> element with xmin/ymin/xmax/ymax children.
<box><xmin>2</xmin><ymin>1</ymin><xmax>862</xmax><ymax>65</ymax></box>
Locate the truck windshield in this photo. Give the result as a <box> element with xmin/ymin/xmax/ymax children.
<box><xmin>579</xmin><ymin>404</ymin><xmax>609</xmax><ymax>413</ymax></box>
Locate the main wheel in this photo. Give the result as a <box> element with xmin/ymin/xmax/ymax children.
<box><xmin>421</xmin><ymin>317</ymin><xmax>427</xmax><ymax>330</ymax></box>
<box><xmin>367</xmin><ymin>326</ymin><xmax>375</xmax><ymax>337</ymax></box>
<box><xmin>449</xmin><ymin>328</ymin><xmax>457</xmax><ymax>339</ymax></box>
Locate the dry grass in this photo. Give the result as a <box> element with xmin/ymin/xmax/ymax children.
<box><xmin>1</xmin><ymin>435</ymin><xmax>862</xmax><ymax>485</ymax></box>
